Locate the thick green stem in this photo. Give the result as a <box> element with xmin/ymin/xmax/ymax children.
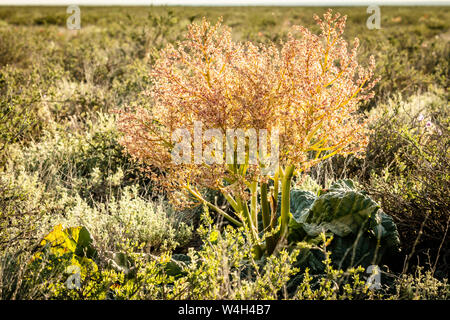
<box><xmin>273</xmin><ymin>169</ymin><xmax>279</xmax><ymax>208</ymax></box>
<box><xmin>261</xmin><ymin>182</ymin><xmax>276</xmax><ymax>254</ymax></box>
<box><xmin>236</xmin><ymin>192</ymin><xmax>262</xmax><ymax>259</ymax></box>
<box><xmin>271</xmin><ymin>167</ymin><xmax>280</xmax><ymax>229</ymax></box>
<box><xmin>261</xmin><ymin>183</ymin><xmax>271</xmax><ymax>231</ymax></box>
<box><xmin>250</xmin><ymin>181</ymin><xmax>258</xmax><ymax>231</ymax></box>
<box><xmin>280</xmin><ymin>165</ymin><xmax>295</xmax><ymax>239</ymax></box>
<box><xmin>186</xmin><ymin>185</ymin><xmax>243</xmax><ymax>227</ymax></box>
<box><xmin>236</xmin><ymin>197</ymin><xmax>251</xmax><ymax>229</ymax></box>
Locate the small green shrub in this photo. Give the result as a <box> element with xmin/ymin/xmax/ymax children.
<box><xmin>364</xmin><ymin>88</ymin><xmax>449</xmax><ymax>275</ymax></box>
<box><xmin>0</xmin><ymin>247</ymin><xmax>66</xmax><ymax>299</ymax></box>
<box><xmin>308</xmin><ymin>88</ymin><xmax>448</xmax><ymax>275</ymax></box>
<box><xmin>0</xmin><ymin>170</ymin><xmax>47</xmax><ymax>250</ymax></box>
<box><xmin>0</xmin><ymin>28</ymin><xmax>32</xmax><ymax>67</ymax></box>
<box><xmin>47</xmin><ymin>186</ymin><xmax>193</xmax><ymax>254</ymax></box>
<box><xmin>292</xmin><ymin>237</ymin><xmax>381</xmax><ymax>300</ymax></box>
<box><xmin>7</xmin><ymin>113</ymin><xmax>152</xmax><ymax>203</ymax></box>
<box><xmin>393</xmin><ymin>267</ymin><xmax>450</xmax><ymax>300</ymax></box>
<box><xmin>170</xmin><ymin>210</ymin><xmax>300</xmax><ymax>300</ymax></box>
<box><xmin>0</xmin><ymin>66</ymin><xmax>47</xmax><ymax>158</ymax></box>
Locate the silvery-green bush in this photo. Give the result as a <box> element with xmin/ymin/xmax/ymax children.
<box><xmin>44</xmin><ymin>186</ymin><xmax>192</xmax><ymax>254</ymax></box>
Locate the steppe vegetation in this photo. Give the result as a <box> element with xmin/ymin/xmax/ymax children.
<box><xmin>0</xmin><ymin>6</ymin><xmax>448</xmax><ymax>299</ymax></box>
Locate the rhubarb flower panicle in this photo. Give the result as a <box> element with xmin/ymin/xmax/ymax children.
<box><xmin>117</xmin><ymin>10</ymin><xmax>379</xmax><ymax>208</ymax></box>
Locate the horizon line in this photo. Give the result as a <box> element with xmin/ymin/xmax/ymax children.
<box><xmin>2</xmin><ymin>1</ymin><xmax>450</xmax><ymax>7</ymax></box>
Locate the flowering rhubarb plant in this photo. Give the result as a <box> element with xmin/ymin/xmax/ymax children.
<box><xmin>117</xmin><ymin>10</ymin><xmax>379</xmax><ymax>258</ymax></box>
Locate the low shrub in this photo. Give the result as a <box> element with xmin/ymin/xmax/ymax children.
<box><xmin>393</xmin><ymin>267</ymin><xmax>449</xmax><ymax>300</ymax></box>
<box><xmin>170</xmin><ymin>210</ymin><xmax>300</xmax><ymax>300</ymax></box>
<box><xmin>45</xmin><ymin>186</ymin><xmax>193</xmax><ymax>254</ymax></box>
<box><xmin>364</xmin><ymin>88</ymin><xmax>449</xmax><ymax>275</ymax></box>
<box><xmin>307</xmin><ymin>88</ymin><xmax>449</xmax><ymax>275</ymax></box>
<box><xmin>7</xmin><ymin>113</ymin><xmax>152</xmax><ymax>203</ymax></box>
<box><xmin>0</xmin><ymin>170</ymin><xmax>47</xmax><ymax>251</ymax></box>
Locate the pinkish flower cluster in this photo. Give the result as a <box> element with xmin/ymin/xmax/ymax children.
<box><xmin>117</xmin><ymin>10</ymin><xmax>379</xmax><ymax>208</ymax></box>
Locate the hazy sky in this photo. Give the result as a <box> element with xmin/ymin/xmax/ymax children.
<box><xmin>2</xmin><ymin>0</ymin><xmax>450</xmax><ymax>6</ymax></box>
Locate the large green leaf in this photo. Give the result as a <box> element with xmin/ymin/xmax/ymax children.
<box><xmin>370</xmin><ymin>210</ymin><xmax>401</xmax><ymax>250</ymax></box>
<box><xmin>287</xmin><ymin>190</ymin><xmax>316</xmax><ymax>243</ymax></box>
<box><xmin>286</xmin><ymin>179</ymin><xmax>400</xmax><ymax>271</ymax></box>
<box><xmin>303</xmin><ymin>189</ymin><xmax>380</xmax><ymax>237</ymax></box>
<box><xmin>163</xmin><ymin>254</ymin><xmax>191</xmax><ymax>277</ymax></box>
<box><xmin>327</xmin><ymin>179</ymin><xmax>356</xmax><ymax>191</ymax></box>
<box><xmin>77</xmin><ymin>227</ymin><xmax>97</xmax><ymax>259</ymax></box>
<box><xmin>32</xmin><ymin>224</ymin><xmax>99</xmax><ymax>285</ymax></box>
<box><xmin>40</xmin><ymin>224</ymin><xmax>96</xmax><ymax>258</ymax></box>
